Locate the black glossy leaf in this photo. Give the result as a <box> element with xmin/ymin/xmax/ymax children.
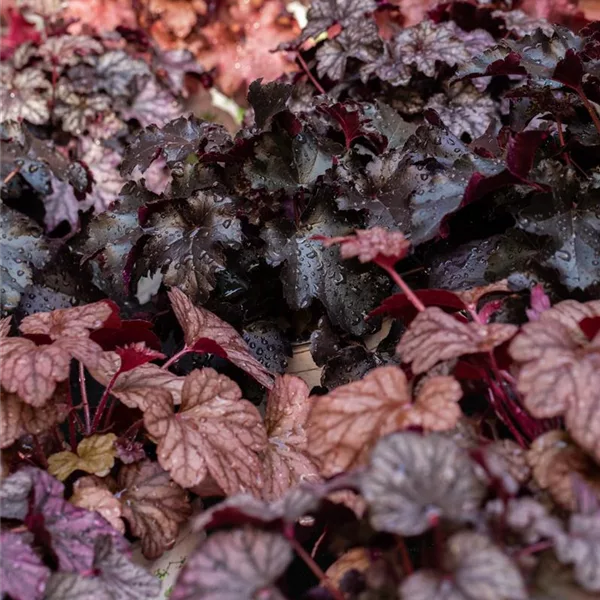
<box><xmin>310</xmin><ymin>315</ymin><xmax>343</xmax><ymax>367</ymax></box>
<box><xmin>136</xmin><ymin>190</ymin><xmax>242</xmax><ymax>304</ymax></box>
<box><xmin>76</xmin><ymin>181</ymin><xmax>148</xmax><ymax>301</ymax></box>
<box><xmin>244</xmin><ymin>129</ymin><xmax>336</xmax><ymax>193</ymax></box>
<box><xmin>427</xmin><ymin>229</ymin><xmax>552</xmax><ymax>293</ymax></box>
<box><xmin>515</xmin><ymin>164</ymin><xmax>600</xmax><ymax>291</ymax></box>
<box><xmin>0</xmin><ymin>204</ymin><xmax>51</xmax><ymax>314</ymax></box>
<box><xmin>262</xmin><ymin>199</ymin><xmax>389</xmax><ymax>335</ymax></box>
<box><xmin>321</xmin><ymin>345</ymin><xmax>382</xmax><ymax>390</ymax></box>
<box><xmin>121</xmin><ymin>115</ymin><xmax>231</xmax><ymax>176</ymax></box>
<box><xmin>247</xmin><ymin>79</ymin><xmax>293</xmax><ymax>131</ymax></box>
<box><xmin>363</xmin><ymin>101</ymin><xmax>418</xmax><ymax>151</ymax></box>
<box><xmin>243</xmin><ymin>320</ymin><xmax>292</xmax><ymax>374</ymax></box>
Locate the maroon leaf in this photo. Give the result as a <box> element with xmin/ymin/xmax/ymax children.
<box><xmin>0</xmin><ymin>531</ymin><xmax>50</xmax><ymax>600</ymax></box>
<box><xmin>114</xmin><ymin>342</ymin><xmax>165</xmax><ymax>373</ymax></box>
<box><xmin>171</xmin><ymin>527</ymin><xmax>292</xmax><ymax>600</ymax></box>
<box><xmin>168</xmin><ymin>288</ymin><xmax>274</xmax><ymax>389</ymax></box>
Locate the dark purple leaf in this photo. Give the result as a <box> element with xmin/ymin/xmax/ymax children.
<box><xmin>316</xmin><ymin>21</ymin><xmax>382</xmax><ymax>81</ymax></box>
<box><xmin>76</xmin><ymin>181</ymin><xmax>148</xmax><ymax>301</ymax></box>
<box><xmin>120</xmin><ymin>115</ymin><xmax>231</xmax><ymax>176</ymax></box>
<box><xmin>515</xmin><ymin>163</ymin><xmax>600</xmax><ymax>291</ymax></box>
<box><xmin>244</xmin><ymin>129</ymin><xmax>336</xmax><ymax>193</ymax></box>
<box><xmin>44</xmin><ymin>536</ymin><xmax>160</xmax><ymax>600</ymax></box>
<box><xmin>136</xmin><ymin>190</ymin><xmax>241</xmax><ymax>304</ymax></box>
<box><xmin>299</xmin><ymin>0</ymin><xmax>378</xmax><ymax>44</ymax></box>
<box><xmin>0</xmin><ymin>204</ymin><xmax>51</xmax><ymax>314</ymax></box>
<box><xmin>242</xmin><ymin>320</ymin><xmax>292</xmax><ymax>374</ymax></box>
<box><xmin>261</xmin><ymin>199</ymin><xmax>389</xmax><ymax>335</ymax></box>
<box><xmin>96</xmin><ymin>50</ymin><xmax>150</xmax><ymax>98</ymax></box>
<box><xmin>0</xmin><ymin>531</ymin><xmax>50</xmax><ymax>600</ymax></box>
<box><xmin>23</xmin><ymin>467</ymin><xmax>129</xmax><ymax>573</ymax></box>
<box><xmin>247</xmin><ymin>78</ymin><xmax>293</xmax><ymax>131</ymax></box>
<box><xmin>171</xmin><ymin>527</ymin><xmax>292</xmax><ymax>600</ymax></box>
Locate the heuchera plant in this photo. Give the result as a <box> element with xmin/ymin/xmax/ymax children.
<box><xmin>2</xmin><ymin>0</ymin><xmax>600</xmax><ymax>599</ymax></box>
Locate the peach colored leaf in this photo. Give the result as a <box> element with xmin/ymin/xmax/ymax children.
<box><xmin>316</xmin><ymin>227</ymin><xmax>411</xmax><ymax>264</ymax></box>
<box><xmin>483</xmin><ymin>439</ymin><xmax>531</xmax><ymax>493</ymax></box>
<box><xmin>48</xmin><ymin>433</ymin><xmax>117</xmax><ymax>481</ymax></box>
<box><xmin>510</xmin><ymin>300</ymin><xmax>600</xmax><ymax>426</ymax></box>
<box><xmin>527</xmin><ymin>431</ymin><xmax>600</xmax><ymax>512</ymax></box>
<box><xmin>19</xmin><ymin>300</ymin><xmax>117</xmax><ymax>339</ymax></box>
<box><xmin>554</xmin><ymin>512</ymin><xmax>600</xmax><ymax>593</ymax></box>
<box><xmin>307</xmin><ymin>366</ymin><xmax>462</xmax><ymax>477</ymax></box>
<box><xmin>408</xmin><ymin>375</ymin><xmax>463</xmax><ymax>431</ymax></box>
<box><xmin>144</xmin><ymin>368</ymin><xmax>268</xmax><ymax>492</ymax></box>
<box><xmin>397</xmin><ymin>307</ymin><xmax>517</xmax><ymax>374</ymax></box>
<box><xmin>400</xmin><ymin>532</ymin><xmax>527</xmax><ymax>600</ymax></box>
<box><xmin>191</xmin><ymin>0</ymin><xmax>299</xmax><ymax>99</ymax></box>
<box><xmin>117</xmin><ymin>460</ymin><xmax>191</xmax><ymax>560</ymax></box>
<box><xmin>70</xmin><ymin>476</ymin><xmax>125</xmax><ymax>534</ymax></box>
<box><xmin>1</xmin><ymin>389</ymin><xmax>67</xmax><ymax>449</ymax></box>
<box><xmin>538</xmin><ymin>299</ymin><xmax>600</xmax><ymax>342</ymax></box>
<box><xmin>168</xmin><ymin>287</ymin><xmax>274</xmax><ymax>389</ymax></box>
<box><xmin>262</xmin><ymin>375</ymin><xmax>320</xmax><ymax>501</ymax></box>
<box><xmin>170</xmin><ymin>527</ymin><xmax>292</xmax><ymax>600</ymax></box>
<box><xmin>360</xmin><ymin>432</ymin><xmax>486</xmax><ymax>536</ymax></box>
<box><xmin>88</xmin><ymin>351</ymin><xmax>184</xmax><ymax>410</ymax></box>
<box><xmin>63</xmin><ymin>0</ymin><xmax>136</xmax><ymax>35</ymax></box>
<box><xmin>0</xmin><ymin>337</ymin><xmax>71</xmax><ymax>406</ymax></box>
<box><xmin>565</xmin><ymin>360</ymin><xmax>600</xmax><ymax>464</ymax></box>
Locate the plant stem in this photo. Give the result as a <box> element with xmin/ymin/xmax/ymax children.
<box><xmin>287</xmin><ymin>536</ymin><xmax>344</xmax><ymax>600</ymax></box>
<box><xmin>297</xmin><ymin>52</ymin><xmax>327</xmax><ymax>95</ymax></box>
<box><xmin>3</xmin><ymin>167</ymin><xmax>20</xmax><ymax>185</ymax></box>
<box><xmin>396</xmin><ymin>536</ymin><xmax>414</xmax><ymax>575</ymax></box>
<box><xmin>380</xmin><ymin>264</ymin><xmax>426</xmax><ymax>312</ymax></box>
<box><xmin>79</xmin><ymin>362</ymin><xmax>91</xmax><ymax>435</ymax></box>
<box><xmin>514</xmin><ymin>540</ymin><xmax>553</xmax><ymax>558</ymax></box>
<box><xmin>555</xmin><ymin>116</ymin><xmax>572</xmax><ymax>167</ymax></box>
<box><xmin>32</xmin><ymin>435</ymin><xmax>48</xmax><ymax>469</ymax></box>
<box><xmin>90</xmin><ymin>371</ymin><xmax>119</xmax><ymax>433</ymax></box>
<box><xmin>162</xmin><ymin>347</ymin><xmax>190</xmax><ymax>370</ymax></box>
<box><xmin>66</xmin><ymin>383</ymin><xmax>78</xmax><ymax>452</ymax></box>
